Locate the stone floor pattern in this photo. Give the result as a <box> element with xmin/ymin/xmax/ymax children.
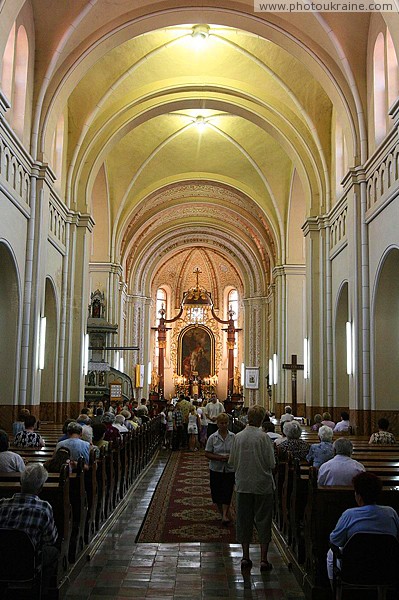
<box><xmin>65</xmin><ymin>453</ymin><xmax>305</xmax><ymax>599</ymax></box>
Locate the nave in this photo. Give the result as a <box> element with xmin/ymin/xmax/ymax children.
<box><xmin>65</xmin><ymin>451</ymin><xmax>304</xmax><ymax>600</ymax></box>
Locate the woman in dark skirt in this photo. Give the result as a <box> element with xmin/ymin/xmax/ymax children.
<box><xmin>205</xmin><ymin>412</ymin><xmax>235</xmax><ymax>525</ymax></box>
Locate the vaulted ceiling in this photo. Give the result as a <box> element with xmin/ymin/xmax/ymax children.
<box><xmin>3</xmin><ymin>0</ymin><xmax>383</xmax><ymax>296</ymax></box>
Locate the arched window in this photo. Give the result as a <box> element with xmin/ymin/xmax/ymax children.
<box><xmin>335</xmin><ymin>116</ymin><xmax>348</xmax><ymax>197</ymax></box>
<box><xmin>373</xmin><ymin>32</ymin><xmax>386</xmax><ymax>146</ymax></box>
<box><xmin>52</xmin><ymin>113</ymin><xmax>65</xmax><ymax>183</ymax></box>
<box><xmin>386</xmin><ymin>30</ymin><xmax>399</xmax><ymax>109</ymax></box>
<box><xmin>13</xmin><ymin>26</ymin><xmax>29</xmax><ymax>139</ymax></box>
<box><xmin>156</xmin><ymin>288</ymin><xmax>167</xmax><ymax>325</ymax></box>
<box><xmin>1</xmin><ymin>23</ymin><xmax>16</xmax><ymax>102</ymax></box>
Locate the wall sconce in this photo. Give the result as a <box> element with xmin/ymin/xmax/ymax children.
<box><xmin>273</xmin><ymin>353</ymin><xmax>278</xmax><ymax>385</ymax></box>
<box><xmin>304</xmin><ymin>337</ymin><xmax>310</xmax><ymax>379</ymax></box>
<box><xmin>38</xmin><ymin>317</ymin><xmax>47</xmax><ymax>370</ymax></box>
<box><xmin>346</xmin><ymin>321</ymin><xmax>353</xmax><ymax>375</ymax></box>
<box><xmin>83</xmin><ymin>333</ymin><xmax>89</xmax><ymax>375</ymax></box>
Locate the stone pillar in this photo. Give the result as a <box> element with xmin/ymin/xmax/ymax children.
<box><xmin>302</xmin><ymin>218</ymin><xmax>328</xmax><ymax>419</ymax></box>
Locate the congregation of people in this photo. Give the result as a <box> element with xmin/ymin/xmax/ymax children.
<box><xmin>0</xmin><ymin>397</ymin><xmax>398</xmax><ymax>596</ymax></box>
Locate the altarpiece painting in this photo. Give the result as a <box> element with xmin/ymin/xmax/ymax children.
<box><xmin>178</xmin><ymin>325</ymin><xmax>215</xmax><ymax>379</ymax></box>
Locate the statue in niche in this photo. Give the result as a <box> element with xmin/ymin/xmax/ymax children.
<box><xmin>99</xmin><ymin>371</ymin><xmax>105</xmax><ymax>387</ymax></box>
<box><xmin>88</xmin><ymin>371</ymin><xmax>96</xmax><ymax>386</ymax></box>
<box><xmin>89</xmin><ymin>290</ymin><xmax>105</xmax><ymax>319</ymax></box>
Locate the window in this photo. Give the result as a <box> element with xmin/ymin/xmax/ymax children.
<box><xmin>0</xmin><ymin>23</ymin><xmax>29</xmax><ymax>139</ymax></box>
<box><xmin>373</xmin><ymin>33</ymin><xmax>386</xmax><ymax>146</ymax></box>
<box><xmin>52</xmin><ymin>113</ymin><xmax>65</xmax><ymax>183</ymax></box>
<box><xmin>387</xmin><ymin>30</ymin><xmax>399</xmax><ymax>109</ymax></box>
<box><xmin>1</xmin><ymin>24</ymin><xmax>16</xmax><ymax>102</ymax></box>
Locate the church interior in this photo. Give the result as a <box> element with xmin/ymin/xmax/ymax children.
<box><xmin>1</xmin><ymin>0</ymin><xmax>399</xmax><ymax>598</ymax></box>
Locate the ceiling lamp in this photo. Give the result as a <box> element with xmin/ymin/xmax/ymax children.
<box><xmin>194</xmin><ymin>115</ymin><xmax>207</xmax><ymax>130</ymax></box>
<box><xmin>191</xmin><ymin>24</ymin><xmax>210</xmax><ymax>43</ymax></box>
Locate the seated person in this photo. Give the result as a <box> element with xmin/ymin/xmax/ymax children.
<box><xmin>101</xmin><ymin>412</ymin><xmax>122</xmax><ymax>443</ymax></box>
<box><xmin>0</xmin><ymin>463</ymin><xmax>59</xmax><ymax>590</ymax></box>
<box><xmin>318</xmin><ymin>438</ymin><xmax>365</xmax><ymax>486</ymax></box>
<box><xmin>120</xmin><ymin>409</ymin><xmax>136</xmax><ymax>430</ymax></box>
<box><xmin>113</xmin><ymin>414</ymin><xmax>129</xmax><ymax>433</ymax></box>
<box><xmin>327</xmin><ymin>472</ymin><xmax>399</xmax><ymax>582</ymax></box>
<box><xmin>76</xmin><ymin>414</ymin><xmax>93</xmax><ymax>442</ymax></box>
<box><xmin>311</xmin><ymin>414</ymin><xmax>322</xmax><ymax>432</ymax></box>
<box><xmin>277</xmin><ymin>421</ymin><xmax>309</xmax><ymax>460</ymax></box>
<box><xmin>321</xmin><ymin>412</ymin><xmax>335</xmax><ymax>430</ymax></box>
<box><xmin>91</xmin><ymin>407</ymin><xmax>104</xmax><ymax>425</ymax></box>
<box><xmin>14</xmin><ymin>415</ymin><xmax>45</xmax><ymax>448</ymax></box>
<box><xmin>306</xmin><ymin>425</ymin><xmax>334</xmax><ymax>468</ymax></box>
<box><xmin>0</xmin><ymin>430</ymin><xmax>25</xmax><ymax>472</ymax></box>
<box><xmin>92</xmin><ymin>423</ymin><xmax>109</xmax><ymax>451</ymax></box>
<box><xmin>261</xmin><ymin>420</ymin><xmax>282</xmax><ymax>442</ymax></box>
<box><xmin>280</xmin><ymin>406</ymin><xmax>294</xmax><ymax>433</ymax></box>
<box><xmin>12</xmin><ymin>408</ymin><xmax>31</xmax><ymax>437</ymax></box>
<box><xmin>333</xmin><ymin>411</ymin><xmax>350</xmax><ymax>433</ymax></box>
<box><xmin>44</xmin><ymin>447</ymin><xmax>72</xmax><ymax>473</ymax></box>
<box><xmin>55</xmin><ymin>421</ymin><xmax>90</xmax><ymax>464</ymax></box>
<box><xmin>369</xmin><ymin>418</ymin><xmax>396</xmax><ymax>445</ymax></box>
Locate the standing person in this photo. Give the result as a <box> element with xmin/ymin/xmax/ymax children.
<box><xmin>187</xmin><ymin>405</ymin><xmax>200</xmax><ymax>451</ymax></box>
<box><xmin>197</xmin><ymin>401</ymin><xmax>208</xmax><ymax>448</ymax></box>
<box><xmin>229</xmin><ymin>404</ymin><xmax>275</xmax><ymax>571</ymax></box>
<box><xmin>173</xmin><ymin>404</ymin><xmax>184</xmax><ymax>450</ymax></box>
<box><xmin>205</xmin><ymin>393</ymin><xmax>225</xmax><ymax>437</ymax></box>
<box><xmin>205</xmin><ymin>413</ymin><xmax>235</xmax><ymax>525</ymax></box>
<box><xmin>165</xmin><ymin>404</ymin><xmax>174</xmax><ymax>449</ymax></box>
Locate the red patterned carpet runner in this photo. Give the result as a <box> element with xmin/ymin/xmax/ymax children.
<box><xmin>136</xmin><ymin>450</ymin><xmax>237</xmax><ymax>543</ymax></box>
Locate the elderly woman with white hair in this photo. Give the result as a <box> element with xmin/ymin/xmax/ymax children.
<box><xmin>277</xmin><ymin>421</ymin><xmax>309</xmax><ymax>460</ymax></box>
<box><xmin>113</xmin><ymin>414</ymin><xmax>129</xmax><ymax>433</ymax></box>
<box><xmin>306</xmin><ymin>425</ymin><xmax>334</xmax><ymax>467</ymax></box>
<box><xmin>317</xmin><ymin>438</ymin><xmax>365</xmax><ymax>486</ymax></box>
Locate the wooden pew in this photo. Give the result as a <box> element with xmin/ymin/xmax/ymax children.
<box><xmin>302</xmin><ymin>468</ymin><xmax>399</xmax><ymax>599</ymax></box>
<box><xmin>0</xmin><ymin>465</ymin><xmax>72</xmax><ymax>586</ymax></box>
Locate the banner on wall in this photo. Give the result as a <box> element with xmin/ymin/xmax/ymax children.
<box><xmin>135</xmin><ymin>364</ymin><xmax>144</xmax><ymax>388</ymax></box>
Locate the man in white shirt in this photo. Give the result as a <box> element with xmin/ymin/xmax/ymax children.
<box><xmin>205</xmin><ymin>394</ymin><xmax>225</xmax><ymax>436</ymax></box>
<box><xmin>318</xmin><ymin>438</ymin><xmax>365</xmax><ymax>486</ymax></box>
<box><xmin>333</xmin><ymin>411</ymin><xmax>350</xmax><ymax>432</ymax></box>
<box><xmin>279</xmin><ymin>406</ymin><xmax>294</xmax><ymax>433</ymax></box>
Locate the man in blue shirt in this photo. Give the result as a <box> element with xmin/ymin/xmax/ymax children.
<box><xmin>327</xmin><ymin>472</ymin><xmax>399</xmax><ymax>580</ymax></box>
<box><xmin>56</xmin><ymin>421</ymin><xmax>90</xmax><ymax>465</ymax></box>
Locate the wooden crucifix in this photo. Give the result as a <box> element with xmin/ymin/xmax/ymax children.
<box><xmin>282</xmin><ymin>354</ymin><xmax>304</xmax><ymax>416</ymax></box>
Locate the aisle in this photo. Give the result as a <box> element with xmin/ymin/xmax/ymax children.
<box><xmin>65</xmin><ymin>451</ymin><xmax>305</xmax><ymax>599</ymax></box>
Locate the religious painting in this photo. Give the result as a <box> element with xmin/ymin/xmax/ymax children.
<box><xmin>178</xmin><ymin>325</ymin><xmax>214</xmax><ymax>379</ymax></box>
<box><xmin>245</xmin><ymin>367</ymin><xmax>259</xmax><ymax>389</ymax></box>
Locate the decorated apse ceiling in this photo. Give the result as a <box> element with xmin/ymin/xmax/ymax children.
<box><xmin>28</xmin><ymin>2</ymin><xmax>375</xmax><ymax>296</ymax></box>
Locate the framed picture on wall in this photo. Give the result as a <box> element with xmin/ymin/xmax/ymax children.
<box><xmin>245</xmin><ymin>367</ymin><xmax>259</xmax><ymax>389</ymax></box>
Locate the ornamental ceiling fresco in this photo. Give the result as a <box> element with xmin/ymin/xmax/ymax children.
<box><xmin>4</xmin><ymin>1</ymin><xmax>389</xmax><ymax>297</ymax></box>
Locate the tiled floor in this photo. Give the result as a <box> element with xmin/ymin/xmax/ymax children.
<box><xmin>65</xmin><ymin>453</ymin><xmax>305</xmax><ymax>599</ymax></box>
